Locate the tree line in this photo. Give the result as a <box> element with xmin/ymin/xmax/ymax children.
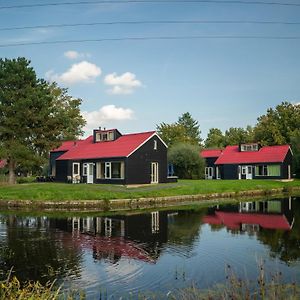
<box><xmin>157</xmin><ymin>102</ymin><xmax>300</xmax><ymax>178</ymax></box>
<box><xmin>1</xmin><ymin>57</ymin><xmax>299</xmax><ymax>183</ymax></box>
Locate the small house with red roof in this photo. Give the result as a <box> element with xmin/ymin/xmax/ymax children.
<box><xmin>50</xmin><ymin>128</ymin><xmax>168</xmax><ymax>184</ymax></box>
<box><xmin>201</xmin><ymin>143</ymin><xmax>293</xmax><ymax>180</ymax></box>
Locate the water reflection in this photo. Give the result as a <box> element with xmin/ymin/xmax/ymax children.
<box><xmin>203</xmin><ymin>198</ymin><xmax>294</xmax><ymax>232</ymax></box>
<box><xmin>0</xmin><ymin>197</ymin><xmax>299</xmax><ymax>297</ymax></box>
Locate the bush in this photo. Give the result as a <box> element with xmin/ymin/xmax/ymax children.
<box><xmin>168</xmin><ymin>143</ymin><xmax>205</xmax><ymax>179</ymax></box>
<box><xmin>16</xmin><ymin>176</ymin><xmax>36</xmax><ymax>184</ymax></box>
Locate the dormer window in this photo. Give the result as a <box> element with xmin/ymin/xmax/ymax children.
<box><xmin>241</xmin><ymin>143</ymin><xmax>259</xmax><ymax>152</ymax></box>
<box><xmin>95</xmin><ymin>130</ymin><xmax>116</xmax><ymax>142</ymax></box>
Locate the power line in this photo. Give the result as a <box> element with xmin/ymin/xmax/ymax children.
<box><xmin>0</xmin><ymin>0</ymin><xmax>300</xmax><ymax>10</ymax></box>
<box><xmin>1</xmin><ymin>20</ymin><xmax>300</xmax><ymax>32</ymax></box>
<box><xmin>1</xmin><ymin>35</ymin><xmax>300</xmax><ymax>47</ymax></box>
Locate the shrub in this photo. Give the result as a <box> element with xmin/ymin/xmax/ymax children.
<box><xmin>168</xmin><ymin>143</ymin><xmax>205</xmax><ymax>179</ymax></box>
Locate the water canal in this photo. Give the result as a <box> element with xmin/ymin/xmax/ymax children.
<box><xmin>0</xmin><ymin>196</ymin><xmax>300</xmax><ymax>298</ymax></box>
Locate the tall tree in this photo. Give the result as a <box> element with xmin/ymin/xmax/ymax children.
<box><xmin>0</xmin><ymin>57</ymin><xmax>85</xmax><ymax>184</ymax></box>
<box><xmin>224</xmin><ymin>127</ymin><xmax>253</xmax><ymax>146</ymax></box>
<box><xmin>254</xmin><ymin>101</ymin><xmax>300</xmax><ymax>145</ymax></box>
<box><xmin>205</xmin><ymin>128</ymin><xmax>225</xmax><ymax>149</ymax></box>
<box><xmin>156</xmin><ymin>122</ymin><xmax>189</xmax><ymax>147</ymax></box>
<box><xmin>177</xmin><ymin>112</ymin><xmax>202</xmax><ymax>145</ymax></box>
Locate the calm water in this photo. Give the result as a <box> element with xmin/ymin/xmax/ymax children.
<box><xmin>0</xmin><ymin>197</ymin><xmax>300</xmax><ymax>298</ymax></box>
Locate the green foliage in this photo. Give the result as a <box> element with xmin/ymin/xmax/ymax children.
<box><xmin>177</xmin><ymin>112</ymin><xmax>202</xmax><ymax>145</ymax></box>
<box><xmin>254</xmin><ymin>101</ymin><xmax>300</xmax><ymax>146</ymax></box>
<box><xmin>16</xmin><ymin>176</ymin><xmax>36</xmax><ymax>184</ymax></box>
<box><xmin>0</xmin><ymin>57</ymin><xmax>85</xmax><ymax>184</ymax></box>
<box><xmin>290</xmin><ymin>129</ymin><xmax>300</xmax><ymax>178</ymax></box>
<box><xmin>157</xmin><ymin>112</ymin><xmax>202</xmax><ymax>147</ymax></box>
<box><xmin>224</xmin><ymin>126</ymin><xmax>254</xmax><ymax>146</ymax></box>
<box><xmin>168</xmin><ymin>143</ymin><xmax>205</xmax><ymax>179</ymax></box>
<box><xmin>205</xmin><ymin>128</ymin><xmax>225</xmax><ymax>148</ymax></box>
<box><xmin>156</xmin><ymin>123</ymin><xmax>190</xmax><ymax>147</ymax></box>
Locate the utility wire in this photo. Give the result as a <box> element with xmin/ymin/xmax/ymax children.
<box><xmin>1</xmin><ymin>20</ymin><xmax>300</xmax><ymax>32</ymax></box>
<box><xmin>0</xmin><ymin>0</ymin><xmax>300</xmax><ymax>10</ymax></box>
<box><xmin>1</xmin><ymin>35</ymin><xmax>300</xmax><ymax>47</ymax></box>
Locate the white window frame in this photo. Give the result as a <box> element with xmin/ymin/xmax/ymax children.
<box><xmin>154</xmin><ymin>139</ymin><xmax>157</xmax><ymax>150</ymax></box>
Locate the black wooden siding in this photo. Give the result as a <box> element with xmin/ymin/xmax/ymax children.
<box><xmin>126</xmin><ymin>136</ymin><xmax>168</xmax><ymax>184</ymax></box>
<box><xmin>52</xmin><ymin>135</ymin><xmax>168</xmax><ymax>184</ymax></box>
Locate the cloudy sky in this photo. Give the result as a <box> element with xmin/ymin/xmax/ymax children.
<box><xmin>1</xmin><ymin>0</ymin><xmax>300</xmax><ymax>138</ymax></box>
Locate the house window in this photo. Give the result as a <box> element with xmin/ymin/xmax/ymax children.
<box><xmin>95</xmin><ymin>131</ymin><xmax>115</xmax><ymax>142</ymax></box>
<box><xmin>255</xmin><ymin>165</ymin><xmax>280</xmax><ymax>177</ymax></box>
<box><xmin>241</xmin><ymin>144</ymin><xmax>259</xmax><ymax>152</ymax></box>
<box><xmin>83</xmin><ymin>163</ymin><xmax>88</xmax><ymax>176</ymax></box>
<box><xmin>96</xmin><ymin>162</ymin><xmax>124</xmax><ymax>179</ymax></box>
<box><xmin>72</xmin><ymin>163</ymin><xmax>80</xmax><ymax>176</ymax></box>
<box><xmin>241</xmin><ymin>166</ymin><xmax>247</xmax><ymax>175</ymax></box>
<box><xmin>154</xmin><ymin>140</ymin><xmax>157</xmax><ymax>150</ymax></box>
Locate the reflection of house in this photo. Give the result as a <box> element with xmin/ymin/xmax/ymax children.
<box><xmin>203</xmin><ymin>199</ymin><xmax>294</xmax><ymax>232</ymax></box>
<box><xmin>201</xmin><ymin>144</ymin><xmax>292</xmax><ymax>180</ymax></box>
<box><xmin>50</xmin><ymin>128</ymin><xmax>168</xmax><ymax>184</ymax></box>
<box><xmin>50</xmin><ymin>211</ymin><xmax>169</xmax><ymax>264</ymax></box>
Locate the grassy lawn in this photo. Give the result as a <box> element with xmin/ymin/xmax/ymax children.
<box><xmin>0</xmin><ymin>179</ymin><xmax>299</xmax><ymax>201</ymax></box>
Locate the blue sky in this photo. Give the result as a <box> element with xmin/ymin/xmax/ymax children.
<box><xmin>1</xmin><ymin>0</ymin><xmax>300</xmax><ymax>139</ymax></box>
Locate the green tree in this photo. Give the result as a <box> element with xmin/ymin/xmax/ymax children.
<box><xmin>224</xmin><ymin>126</ymin><xmax>253</xmax><ymax>146</ymax></box>
<box><xmin>177</xmin><ymin>112</ymin><xmax>202</xmax><ymax>145</ymax></box>
<box><xmin>156</xmin><ymin>122</ymin><xmax>189</xmax><ymax>147</ymax></box>
<box><xmin>254</xmin><ymin>101</ymin><xmax>300</xmax><ymax>145</ymax></box>
<box><xmin>168</xmin><ymin>143</ymin><xmax>205</xmax><ymax>179</ymax></box>
<box><xmin>0</xmin><ymin>57</ymin><xmax>85</xmax><ymax>184</ymax></box>
<box><xmin>290</xmin><ymin>129</ymin><xmax>300</xmax><ymax>178</ymax></box>
<box><xmin>205</xmin><ymin>128</ymin><xmax>225</xmax><ymax>149</ymax></box>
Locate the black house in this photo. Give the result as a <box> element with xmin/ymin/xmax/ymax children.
<box><xmin>50</xmin><ymin>128</ymin><xmax>169</xmax><ymax>184</ymax></box>
<box><xmin>201</xmin><ymin>143</ymin><xmax>293</xmax><ymax>180</ymax></box>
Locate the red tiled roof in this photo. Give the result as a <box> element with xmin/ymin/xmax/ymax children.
<box><xmin>0</xmin><ymin>159</ymin><xmax>7</xmax><ymax>168</ymax></box>
<box><xmin>215</xmin><ymin>145</ymin><xmax>290</xmax><ymax>165</ymax></box>
<box><xmin>56</xmin><ymin>131</ymin><xmax>156</xmax><ymax>160</ymax></box>
<box><xmin>51</xmin><ymin>140</ymin><xmax>86</xmax><ymax>152</ymax></box>
<box><xmin>201</xmin><ymin>149</ymin><xmax>223</xmax><ymax>158</ymax></box>
<box><xmin>203</xmin><ymin>211</ymin><xmax>292</xmax><ymax>230</ymax></box>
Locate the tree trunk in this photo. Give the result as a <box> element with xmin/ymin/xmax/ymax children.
<box><xmin>8</xmin><ymin>159</ymin><xmax>16</xmax><ymax>185</ymax></box>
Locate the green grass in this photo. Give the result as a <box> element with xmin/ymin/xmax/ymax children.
<box><xmin>0</xmin><ymin>179</ymin><xmax>299</xmax><ymax>202</ymax></box>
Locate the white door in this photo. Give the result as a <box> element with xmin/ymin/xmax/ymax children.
<box><xmin>151</xmin><ymin>162</ymin><xmax>159</xmax><ymax>183</ymax></box>
<box><xmin>245</xmin><ymin>166</ymin><xmax>253</xmax><ymax>179</ymax></box>
<box><xmin>205</xmin><ymin>167</ymin><xmax>214</xmax><ymax>179</ymax></box>
<box><xmin>87</xmin><ymin>163</ymin><xmax>94</xmax><ymax>184</ymax></box>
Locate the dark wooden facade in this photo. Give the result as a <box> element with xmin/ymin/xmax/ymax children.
<box><xmin>50</xmin><ymin>134</ymin><xmax>168</xmax><ymax>184</ymax></box>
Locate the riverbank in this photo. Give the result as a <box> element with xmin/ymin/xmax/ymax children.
<box><xmin>0</xmin><ymin>179</ymin><xmax>299</xmax><ymax>210</ymax></box>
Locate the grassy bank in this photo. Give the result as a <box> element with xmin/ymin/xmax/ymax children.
<box><xmin>0</xmin><ymin>179</ymin><xmax>299</xmax><ymax>202</ymax></box>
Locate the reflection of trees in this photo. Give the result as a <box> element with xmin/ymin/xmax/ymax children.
<box><xmin>167</xmin><ymin>209</ymin><xmax>208</xmax><ymax>254</ymax></box>
<box><xmin>0</xmin><ymin>215</ymin><xmax>82</xmax><ymax>284</ymax></box>
<box><xmin>256</xmin><ymin>199</ymin><xmax>300</xmax><ymax>264</ymax></box>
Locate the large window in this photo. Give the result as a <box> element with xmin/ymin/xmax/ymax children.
<box><xmin>255</xmin><ymin>165</ymin><xmax>280</xmax><ymax>177</ymax></box>
<box><xmin>95</xmin><ymin>131</ymin><xmax>115</xmax><ymax>142</ymax></box>
<box><xmin>96</xmin><ymin>162</ymin><xmax>125</xmax><ymax>179</ymax></box>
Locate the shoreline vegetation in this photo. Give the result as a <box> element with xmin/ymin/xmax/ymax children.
<box><xmin>1</xmin><ymin>264</ymin><xmax>299</xmax><ymax>300</ymax></box>
<box><xmin>0</xmin><ymin>179</ymin><xmax>299</xmax><ymax>210</ymax></box>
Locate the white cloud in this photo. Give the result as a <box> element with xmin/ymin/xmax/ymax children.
<box><xmin>82</xmin><ymin>105</ymin><xmax>134</xmax><ymax>134</ymax></box>
<box><xmin>104</xmin><ymin>72</ymin><xmax>142</xmax><ymax>95</ymax></box>
<box><xmin>45</xmin><ymin>61</ymin><xmax>101</xmax><ymax>85</ymax></box>
<box><xmin>64</xmin><ymin>50</ymin><xmax>90</xmax><ymax>60</ymax></box>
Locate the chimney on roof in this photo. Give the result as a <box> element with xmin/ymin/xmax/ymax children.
<box><xmin>99</xmin><ymin>126</ymin><xmax>101</xmax><ymax>130</ymax></box>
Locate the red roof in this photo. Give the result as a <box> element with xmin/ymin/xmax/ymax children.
<box><xmin>55</xmin><ymin>131</ymin><xmax>156</xmax><ymax>160</ymax></box>
<box><xmin>203</xmin><ymin>211</ymin><xmax>292</xmax><ymax>230</ymax></box>
<box><xmin>201</xmin><ymin>149</ymin><xmax>223</xmax><ymax>158</ymax></box>
<box><xmin>51</xmin><ymin>140</ymin><xmax>86</xmax><ymax>152</ymax></box>
<box><xmin>215</xmin><ymin>145</ymin><xmax>290</xmax><ymax>165</ymax></box>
